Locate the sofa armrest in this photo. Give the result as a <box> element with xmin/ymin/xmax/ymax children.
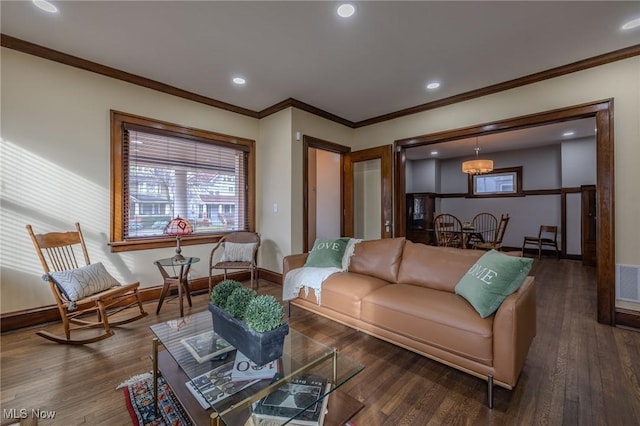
<box><xmin>492</xmin><ymin>276</ymin><xmax>536</xmax><ymax>388</ymax></box>
<box><xmin>283</xmin><ymin>253</ymin><xmax>309</xmax><ymax>277</ymax></box>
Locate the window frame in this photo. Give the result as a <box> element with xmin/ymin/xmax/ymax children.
<box><xmin>109</xmin><ymin>110</ymin><xmax>255</xmax><ymax>252</ymax></box>
<box><xmin>467</xmin><ymin>166</ymin><xmax>523</xmax><ymax>198</ymax></box>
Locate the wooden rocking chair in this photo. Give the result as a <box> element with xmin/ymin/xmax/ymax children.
<box><xmin>26</xmin><ymin>223</ymin><xmax>147</xmax><ymax>344</ymax></box>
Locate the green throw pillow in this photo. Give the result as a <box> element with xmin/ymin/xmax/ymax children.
<box><xmin>455</xmin><ymin>250</ymin><xmax>533</xmax><ymax>318</ymax></box>
<box><xmin>305</xmin><ymin>238</ymin><xmax>350</xmax><ymax>269</ymax></box>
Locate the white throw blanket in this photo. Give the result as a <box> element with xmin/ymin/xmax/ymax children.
<box><xmin>282</xmin><ymin>238</ymin><xmax>361</xmax><ymax>304</ymax></box>
<box><xmin>282</xmin><ymin>266</ymin><xmax>341</xmax><ymax>304</ymax></box>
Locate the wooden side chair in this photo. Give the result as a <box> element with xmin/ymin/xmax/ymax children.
<box><xmin>468</xmin><ymin>212</ymin><xmax>498</xmax><ymax>248</ymax></box>
<box><xmin>475</xmin><ymin>214</ymin><xmax>510</xmax><ymax>251</ymax></box>
<box><xmin>522</xmin><ymin>225</ymin><xmax>560</xmax><ymax>259</ymax></box>
<box><xmin>433</xmin><ymin>214</ymin><xmax>464</xmax><ymax>248</ymax></box>
<box><xmin>26</xmin><ymin>223</ymin><xmax>147</xmax><ymax>344</ymax></box>
<box><xmin>209</xmin><ymin>231</ymin><xmax>261</xmax><ymax>292</ymax></box>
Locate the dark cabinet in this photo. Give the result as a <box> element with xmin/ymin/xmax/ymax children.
<box><xmin>406</xmin><ymin>193</ymin><xmax>436</xmax><ymax>244</ymax></box>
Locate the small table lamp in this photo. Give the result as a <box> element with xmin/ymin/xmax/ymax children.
<box><xmin>164</xmin><ymin>216</ymin><xmax>193</xmax><ymax>262</ymax></box>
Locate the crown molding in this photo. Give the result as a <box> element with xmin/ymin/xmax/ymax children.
<box><xmin>3</xmin><ymin>34</ymin><xmax>638</xmax><ymax>129</ymax></box>
<box><xmin>354</xmin><ymin>44</ymin><xmax>640</xmax><ymax>128</ymax></box>
<box><xmin>258</xmin><ymin>98</ymin><xmax>355</xmax><ymax>128</ymax></box>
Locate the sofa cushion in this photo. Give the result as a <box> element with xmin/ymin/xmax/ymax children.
<box><xmin>361</xmin><ymin>284</ymin><xmax>494</xmax><ymax>365</ymax></box>
<box><xmin>455</xmin><ymin>250</ymin><xmax>534</xmax><ymax>318</ymax></box>
<box><xmin>349</xmin><ymin>237</ymin><xmax>405</xmax><ymax>283</ymax></box>
<box><xmin>305</xmin><ymin>238</ymin><xmax>350</xmax><ymax>268</ymax></box>
<box><xmin>300</xmin><ymin>272</ymin><xmax>389</xmax><ymax>318</ymax></box>
<box><xmin>397</xmin><ymin>241</ymin><xmax>484</xmax><ymax>292</ymax></box>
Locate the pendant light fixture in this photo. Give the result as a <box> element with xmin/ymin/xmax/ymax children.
<box><xmin>462</xmin><ymin>137</ymin><xmax>493</xmax><ymax>175</ymax></box>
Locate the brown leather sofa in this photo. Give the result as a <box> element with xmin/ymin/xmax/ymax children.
<box><xmin>283</xmin><ymin>237</ymin><xmax>536</xmax><ymax>407</ymax></box>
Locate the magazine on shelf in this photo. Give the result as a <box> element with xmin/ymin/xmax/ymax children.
<box><xmin>231</xmin><ymin>350</ymin><xmax>279</xmax><ymax>382</ymax></box>
<box><xmin>180</xmin><ymin>330</ymin><xmax>234</xmax><ymax>363</ymax></box>
<box><xmin>252</xmin><ymin>374</ymin><xmax>331</xmax><ymax>426</ymax></box>
<box><xmin>185</xmin><ymin>361</ymin><xmax>260</xmax><ymax>409</ymax></box>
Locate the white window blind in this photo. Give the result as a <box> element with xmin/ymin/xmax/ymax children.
<box><xmin>123</xmin><ymin>124</ymin><xmax>249</xmax><ymax>238</ymax></box>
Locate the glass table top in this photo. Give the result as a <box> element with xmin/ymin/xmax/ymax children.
<box><xmin>155</xmin><ymin>256</ymin><xmax>200</xmax><ymax>267</ymax></box>
<box><xmin>150</xmin><ymin>310</ymin><xmax>364</xmax><ymax>425</ymax></box>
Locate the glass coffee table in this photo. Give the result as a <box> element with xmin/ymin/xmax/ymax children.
<box><xmin>150</xmin><ymin>311</ymin><xmax>364</xmax><ymax>425</ymax></box>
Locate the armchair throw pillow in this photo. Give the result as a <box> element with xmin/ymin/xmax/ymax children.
<box><xmin>48</xmin><ymin>262</ymin><xmax>120</xmax><ymax>302</ymax></box>
<box><xmin>455</xmin><ymin>250</ymin><xmax>533</xmax><ymax>318</ymax></box>
<box><xmin>220</xmin><ymin>242</ymin><xmax>257</xmax><ymax>262</ymax></box>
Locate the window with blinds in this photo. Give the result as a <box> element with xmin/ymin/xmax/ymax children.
<box><xmin>110</xmin><ymin>111</ymin><xmax>255</xmax><ymax>251</ymax></box>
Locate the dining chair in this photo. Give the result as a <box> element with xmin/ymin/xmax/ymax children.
<box><xmin>209</xmin><ymin>231</ymin><xmax>261</xmax><ymax>292</ymax></box>
<box><xmin>475</xmin><ymin>214</ymin><xmax>510</xmax><ymax>251</ymax></box>
<box><xmin>433</xmin><ymin>214</ymin><xmax>464</xmax><ymax>248</ymax></box>
<box><xmin>25</xmin><ymin>223</ymin><xmax>147</xmax><ymax>344</ymax></box>
<box><xmin>522</xmin><ymin>225</ymin><xmax>559</xmax><ymax>259</ymax></box>
<box><xmin>468</xmin><ymin>212</ymin><xmax>498</xmax><ymax>248</ymax></box>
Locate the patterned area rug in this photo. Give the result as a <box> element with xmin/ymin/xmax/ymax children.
<box><xmin>119</xmin><ymin>373</ymin><xmax>192</xmax><ymax>426</ymax></box>
<box><xmin>118</xmin><ymin>374</ymin><xmax>358</xmax><ymax>426</ymax></box>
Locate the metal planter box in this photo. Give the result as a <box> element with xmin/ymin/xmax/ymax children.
<box><xmin>208</xmin><ymin>302</ymin><xmax>288</xmax><ymax>366</ymax></box>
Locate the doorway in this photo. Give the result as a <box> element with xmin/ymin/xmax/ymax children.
<box><xmin>303</xmin><ymin>137</ymin><xmax>393</xmax><ymax>252</ymax></box>
<box><xmin>394</xmin><ymin>100</ymin><xmax>615</xmax><ymax>325</ymax></box>
<box><xmin>345</xmin><ymin>145</ymin><xmax>394</xmax><ymax>240</ymax></box>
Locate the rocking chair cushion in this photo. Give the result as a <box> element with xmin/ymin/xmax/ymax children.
<box><xmin>48</xmin><ymin>262</ymin><xmax>120</xmax><ymax>302</ymax></box>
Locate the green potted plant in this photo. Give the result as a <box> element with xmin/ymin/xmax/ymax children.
<box><xmin>209</xmin><ymin>280</ymin><xmax>289</xmax><ymax>366</ymax></box>
<box><xmin>225</xmin><ymin>287</ymin><xmax>256</xmax><ymax>320</ymax></box>
<box><xmin>210</xmin><ymin>279</ymin><xmax>243</xmax><ymax>309</ymax></box>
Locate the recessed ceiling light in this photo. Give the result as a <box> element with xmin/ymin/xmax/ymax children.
<box><xmin>426</xmin><ymin>81</ymin><xmax>441</xmax><ymax>90</ymax></box>
<box><xmin>337</xmin><ymin>4</ymin><xmax>356</xmax><ymax>18</ymax></box>
<box><xmin>622</xmin><ymin>17</ymin><xmax>640</xmax><ymax>30</ymax></box>
<box><xmin>32</xmin><ymin>0</ymin><xmax>58</xmax><ymax>13</ymax></box>
<box><xmin>430</xmin><ymin>150</ymin><xmax>439</xmax><ymax>156</ymax></box>
<box><xmin>563</xmin><ymin>131</ymin><xmax>575</xmax><ymax>137</ymax></box>
<box><xmin>232</xmin><ymin>77</ymin><xmax>246</xmax><ymax>85</ymax></box>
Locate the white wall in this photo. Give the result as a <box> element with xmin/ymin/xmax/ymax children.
<box><xmin>561</xmin><ymin>138</ymin><xmax>597</xmax><ymax>187</ymax></box>
<box><xmin>315</xmin><ymin>149</ymin><xmax>341</xmax><ymax>239</ymax></box>
<box><xmin>354</xmin><ymin>159</ymin><xmax>382</xmax><ymax>240</ymax></box>
<box><xmin>408</xmin><ymin>158</ymin><xmax>439</xmax><ymax>193</ymax></box>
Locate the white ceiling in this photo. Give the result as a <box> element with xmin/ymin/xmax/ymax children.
<box><xmin>2</xmin><ymin>1</ymin><xmax>639</xmax><ymax>124</ymax></box>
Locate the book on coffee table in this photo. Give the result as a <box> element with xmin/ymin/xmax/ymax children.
<box><xmin>186</xmin><ymin>361</ymin><xmax>260</xmax><ymax>409</ymax></box>
<box><xmin>231</xmin><ymin>350</ymin><xmax>279</xmax><ymax>382</ymax></box>
<box><xmin>252</xmin><ymin>374</ymin><xmax>330</xmax><ymax>426</ymax></box>
<box><xmin>180</xmin><ymin>330</ymin><xmax>234</xmax><ymax>363</ymax></box>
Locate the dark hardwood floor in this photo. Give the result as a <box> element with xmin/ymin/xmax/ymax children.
<box><xmin>1</xmin><ymin>258</ymin><xmax>639</xmax><ymax>425</ymax></box>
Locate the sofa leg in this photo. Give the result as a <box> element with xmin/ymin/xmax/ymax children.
<box><xmin>487</xmin><ymin>375</ymin><xmax>494</xmax><ymax>409</ymax></box>
<box><xmin>286</xmin><ymin>301</ymin><xmax>291</xmax><ymax>318</ymax></box>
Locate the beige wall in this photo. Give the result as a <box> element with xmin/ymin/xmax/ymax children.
<box><xmin>2</xmin><ymin>47</ymin><xmax>638</xmax><ymax>314</ymax></box>
<box><xmin>0</xmin><ymin>49</ymin><xmax>259</xmax><ymax>312</ymax></box>
<box><xmin>256</xmin><ymin>108</ymin><xmax>294</xmax><ymax>273</ymax></box>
